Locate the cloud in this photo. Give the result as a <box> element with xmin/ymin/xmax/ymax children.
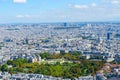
<box><xmin>103</xmin><ymin>0</ymin><xmax>120</xmax><ymax>4</ymax></box>
<box><xmin>16</xmin><ymin>15</ymin><xmax>31</xmax><ymax>18</ymax></box>
<box><xmin>68</xmin><ymin>3</ymin><xmax>97</xmax><ymax>10</ymax></box>
<box><xmin>91</xmin><ymin>3</ymin><xmax>97</xmax><ymax>7</ymax></box>
<box><xmin>111</xmin><ymin>0</ymin><xmax>119</xmax><ymax>4</ymax></box>
<box><xmin>74</xmin><ymin>5</ymin><xmax>88</xmax><ymax>9</ymax></box>
<box><xmin>13</xmin><ymin>0</ymin><xmax>27</xmax><ymax>3</ymax></box>
<box><xmin>69</xmin><ymin>4</ymin><xmax>89</xmax><ymax>9</ymax></box>
<box><xmin>16</xmin><ymin>15</ymin><xmax>24</xmax><ymax>18</ymax></box>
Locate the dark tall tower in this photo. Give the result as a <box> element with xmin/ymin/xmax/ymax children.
<box><xmin>97</xmin><ymin>34</ymin><xmax>100</xmax><ymax>42</ymax></box>
<box><xmin>107</xmin><ymin>33</ymin><xmax>111</xmax><ymax>40</ymax></box>
<box><xmin>25</xmin><ymin>38</ymin><xmax>29</xmax><ymax>44</ymax></box>
<box><xmin>64</xmin><ymin>22</ymin><xmax>67</xmax><ymax>27</ymax></box>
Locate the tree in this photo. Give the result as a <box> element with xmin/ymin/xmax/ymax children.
<box><xmin>8</xmin><ymin>68</ymin><xmax>15</xmax><ymax>74</ymax></box>
<box><xmin>70</xmin><ymin>65</ymin><xmax>82</xmax><ymax>78</ymax></box>
<box><xmin>7</xmin><ymin>60</ymin><xmax>13</xmax><ymax>65</ymax></box>
<box><xmin>50</xmin><ymin>65</ymin><xmax>63</xmax><ymax>77</ymax></box>
<box><xmin>0</xmin><ymin>65</ymin><xmax>1</xmax><ymax>71</ymax></box>
<box><xmin>13</xmin><ymin>58</ymin><xmax>28</xmax><ymax>67</ymax></box>
<box><xmin>40</xmin><ymin>52</ymin><xmax>50</xmax><ymax>59</ymax></box>
<box><xmin>1</xmin><ymin>64</ymin><xmax>8</xmax><ymax>72</ymax></box>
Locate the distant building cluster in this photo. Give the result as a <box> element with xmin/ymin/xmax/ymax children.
<box><xmin>10</xmin><ymin>53</ymin><xmax>41</xmax><ymax>63</ymax></box>
<box><xmin>0</xmin><ymin>72</ymin><xmax>95</xmax><ymax>80</ymax></box>
<box><xmin>0</xmin><ymin>71</ymin><xmax>119</xmax><ymax>80</ymax></box>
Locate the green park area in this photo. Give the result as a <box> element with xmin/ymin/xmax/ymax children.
<box><xmin>0</xmin><ymin>52</ymin><xmax>105</xmax><ymax>79</ymax></box>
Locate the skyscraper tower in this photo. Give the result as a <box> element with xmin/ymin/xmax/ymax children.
<box><xmin>64</xmin><ymin>22</ymin><xmax>67</xmax><ymax>27</ymax></box>
<box><xmin>97</xmin><ymin>34</ymin><xmax>100</xmax><ymax>42</ymax></box>
<box><xmin>107</xmin><ymin>33</ymin><xmax>111</xmax><ymax>40</ymax></box>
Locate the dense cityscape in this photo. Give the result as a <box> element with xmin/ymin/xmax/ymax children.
<box><xmin>0</xmin><ymin>0</ymin><xmax>120</xmax><ymax>80</ymax></box>
<box><xmin>0</xmin><ymin>22</ymin><xmax>120</xmax><ymax>80</ymax></box>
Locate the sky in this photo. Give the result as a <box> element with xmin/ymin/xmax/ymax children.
<box><xmin>0</xmin><ymin>0</ymin><xmax>120</xmax><ymax>23</ymax></box>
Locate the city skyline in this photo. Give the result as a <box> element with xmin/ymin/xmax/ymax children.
<box><xmin>0</xmin><ymin>0</ymin><xmax>120</xmax><ymax>23</ymax></box>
